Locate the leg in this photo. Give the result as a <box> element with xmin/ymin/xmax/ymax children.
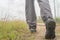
<box><xmin>37</xmin><ymin>0</ymin><xmax>56</xmax><ymax>39</ymax></box>
<box><xmin>37</xmin><ymin>0</ymin><xmax>53</xmax><ymax>22</ymax></box>
<box><xmin>25</xmin><ymin>0</ymin><xmax>37</xmax><ymax>32</ymax></box>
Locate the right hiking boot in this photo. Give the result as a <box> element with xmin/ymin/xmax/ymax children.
<box><xmin>45</xmin><ymin>19</ymin><xmax>56</xmax><ymax>39</ymax></box>
<box><xmin>29</xmin><ymin>25</ymin><xmax>36</xmax><ymax>33</ymax></box>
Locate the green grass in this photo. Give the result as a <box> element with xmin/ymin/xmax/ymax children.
<box><xmin>0</xmin><ymin>18</ymin><xmax>60</xmax><ymax>40</ymax></box>
<box><xmin>37</xmin><ymin>17</ymin><xmax>43</xmax><ymax>23</ymax></box>
<box><xmin>0</xmin><ymin>20</ymin><xmax>35</xmax><ymax>40</ymax></box>
<box><xmin>55</xmin><ymin>18</ymin><xmax>60</xmax><ymax>24</ymax></box>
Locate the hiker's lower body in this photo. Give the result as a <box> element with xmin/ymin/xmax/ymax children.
<box><xmin>25</xmin><ymin>0</ymin><xmax>56</xmax><ymax>39</ymax></box>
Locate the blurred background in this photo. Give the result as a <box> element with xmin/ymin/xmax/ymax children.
<box><xmin>0</xmin><ymin>0</ymin><xmax>60</xmax><ymax>21</ymax></box>
<box><xmin>0</xmin><ymin>0</ymin><xmax>60</xmax><ymax>40</ymax></box>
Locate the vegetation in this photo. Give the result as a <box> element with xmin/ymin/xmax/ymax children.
<box><xmin>0</xmin><ymin>20</ymin><xmax>36</xmax><ymax>40</ymax></box>
<box><xmin>55</xmin><ymin>17</ymin><xmax>60</xmax><ymax>24</ymax></box>
<box><xmin>37</xmin><ymin>16</ymin><xmax>43</xmax><ymax>23</ymax></box>
<box><xmin>0</xmin><ymin>17</ymin><xmax>60</xmax><ymax>40</ymax></box>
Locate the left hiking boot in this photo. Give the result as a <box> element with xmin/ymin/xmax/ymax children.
<box><xmin>29</xmin><ymin>25</ymin><xmax>36</xmax><ymax>33</ymax></box>
<box><xmin>45</xmin><ymin>19</ymin><xmax>56</xmax><ymax>39</ymax></box>
<box><xmin>30</xmin><ymin>28</ymin><xmax>36</xmax><ymax>33</ymax></box>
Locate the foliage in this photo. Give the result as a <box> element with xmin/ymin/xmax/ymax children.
<box><xmin>0</xmin><ymin>20</ymin><xmax>34</xmax><ymax>40</ymax></box>
<box><xmin>55</xmin><ymin>17</ymin><xmax>60</xmax><ymax>24</ymax></box>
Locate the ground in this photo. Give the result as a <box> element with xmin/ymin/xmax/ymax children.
<box><xmin>22</xmin><ymin>23</ymin><xmax>60</xmax><ymax>40</ymax></box>
<box><xmin>0</xmin><ymin>21</ymin><xmax>60</xmax><ymax>40</ymax></box>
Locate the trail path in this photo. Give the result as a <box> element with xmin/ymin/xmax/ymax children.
<box><xmin>27</xmin><ymin>23</ymin><xmax>60</xmax><ymax>40</ymax></box>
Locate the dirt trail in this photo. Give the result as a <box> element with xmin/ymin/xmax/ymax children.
<box><xmin>29</xmin><ymin>23</ymin><xmax>60</xmax><ymax>40</ymax></box>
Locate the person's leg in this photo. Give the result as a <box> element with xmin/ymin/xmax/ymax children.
<box><xmin>25</xmin><ymin>0</ymin><xmax>37</xmax><ymax>33</ymax></box>
<box><xmin>37</xmin><ymin>0</ymin><xmax>56</xmax><ymax>39</ymax></box>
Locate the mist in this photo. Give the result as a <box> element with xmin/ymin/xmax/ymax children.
<box><xmin>0</xmin><ymin>0</ymin><xmax>60</xmax><ymax>21</ymax></box>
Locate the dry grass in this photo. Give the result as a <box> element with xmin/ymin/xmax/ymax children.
<box><xmin>0</xmin><ymin>20</ymin><xmax>60</xmax><ymax>40</ymax></box>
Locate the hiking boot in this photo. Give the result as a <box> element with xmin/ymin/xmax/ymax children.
<box><xmin>45</xmin><ymin>19</ymin><xmax>56</xmax><ymax>39</ymax></box>
<box><xmin>30</xmin><ymin>28</ymin><xmax>36</xmax><ymax>33</ymax></box>
<box><xmin>29</xmin><ymin>25</ymin><xmax>36</xmax><ymax>33</ymax></box>
<box><xmin>45</xmin><ymin>30</ymin><xmax>55</xmax><ymax>39</ymax></box>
